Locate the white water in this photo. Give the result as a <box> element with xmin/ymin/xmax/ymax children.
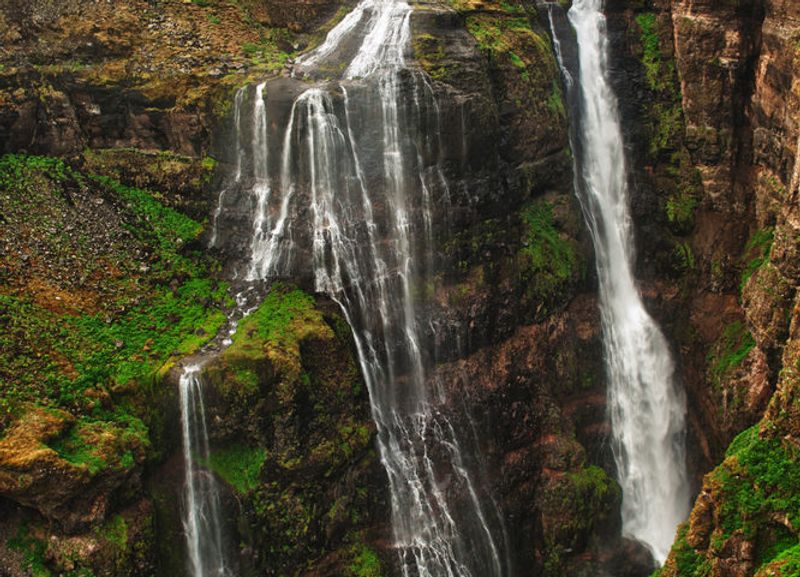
<box><xmin>230</xmin><ymin>1</ymin><xmax>507</xmax><ymax>576</ymax></box>
<box><xmin>179</xmin><ymin>366</ymin><xmax>231</xmax><ymax>577</ymax></box>
<box><xmin>562</xmin><ymin>0</ymin><xmax>690</xmax><ymax>562</ymax></box>
<box><xmin>210</xmin><ymin>88</ymin><xmax>246</xmax><ymax>248</ymax></box>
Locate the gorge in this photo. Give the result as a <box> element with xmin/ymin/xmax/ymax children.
<box><xmin>0</xmin><ymin>1</ymin><xmax>799</xmax><ymax>577</ymax></box>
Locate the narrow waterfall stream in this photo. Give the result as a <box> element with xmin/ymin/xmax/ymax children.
<box><xmin>208</xmin><ymin>1</ymin><xmax>508</xmax><ymax>577</ymax></box>
<box><xmin>179</xmin><ymin>366</ymin><xmax>231</xmax><ymax>577</ymax></box>
<box><xmin>546</xmin><ymin>0</ymin><xmax>690</xmax><ymax>563</ymax></box>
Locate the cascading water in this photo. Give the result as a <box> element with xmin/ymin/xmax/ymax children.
<box><xmin>213</xmin><ymin>1</ymin><xmax>508</xmax><ymax>576</ymax></box>
<box><xmin>179</xmin><ymin>366</ymin><xmax>231</xmax><ymax>577</ymax></box>
<box><xmin>546</xmin><ymin>0</ymin><xmax>690</xmax><ymax>563</ymax></box>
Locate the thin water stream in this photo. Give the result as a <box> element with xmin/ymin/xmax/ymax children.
<box><xmin>179</xmin><ymin>366</ymin><xmax>231</xmax><ymax>577</ymax></box>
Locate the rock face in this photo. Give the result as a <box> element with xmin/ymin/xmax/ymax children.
<box><xmin>151</xmin><ymin>288</ymin><xmax>387</xmax><ymax>577</ymax></box>
<box><xmin>0</xmin><ymin>0</ymin><xmax>349</xmax><ymax>157</ymax></box>
<box><xmin>206</xmin><ymin>1</ymin><xmax>639</xmax><ymax>574</ymax></box>
<box><xmin>601</xmin><ymin>0</ymin><xmax>800</xmax><ymax>574</ymax></box>
<box><xmin>1</xmin><ymin>0</ymin><xmax>799</xmax><ymax>577</ymax></box>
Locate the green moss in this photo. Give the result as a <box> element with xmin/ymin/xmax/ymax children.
<box><xmin>48</xmin><ymin>414</ymin><xmax>149</xmax><ymax>476</ymax></box>
<box><xmin>83</xmin><ymin>148</ymin><xmax>217</xmax><ymax>197</ymax></box>
<box><xmin>546</xmin><ymin>80</ymin><xmax>566</xmax><ymax>118</ymax></box>
<box><xmin>633</xmin><ymin>12</ymin><xmax>685</xmax><ymax>161</ymax></box>
<box><xmin>100</xmin><ymin>515</ymin><xmax>129</xmax><ymax>550</ymax></box>
<box><xmin>233</xmin><ymin>367</ymin><xmax>260</xmax><ymax>393</ymax></box>
<box><xmin>541</xmin><ymin>465</ymin><xmax>619</xmax><ymax>576</ymax></box>
<box><xmin>668</xmin><ymin>524</ymin><xmax>711</xmax><ymax>576</ymax></box>
<box><xmin>673</xmin><ymin>241</ymin><xmax>696</xmax><ymax>273</ymax></box>
<box><xmin>8</xmin><ymin>525</ymin><xmax>53</xmax><ymax>577</ymax></box>
<box><xmin>229</xmin><ymin>285</ymin><xmax>323</xmax><ymax>360</ymax></box>
<box><xmin>636</xmin><ymin>12</ymin><xmax>664</xmax><ymax>91</ymax></box>
<box><xmin>204</xmin><ymin>443</ymin><xmax>266</xmax><ymax>494</ymax></box>
<box><xmin>707</xmin><ymin>321</ymin><xmax>755</xmax><ymax>387</ymax></box>
<box><xmin>635</xmin><ymin>11</ymin><xmax>678</xmax><ymax>95</ymax></box>
<box><xmin>240</xmin><ymin>28</ymin><xmax>296</xmax><ymax>72</ymax></box>
<box><xmin>741</xmin><ymin>228</ymin><xmax>774</xmax><ymax>290</ymax></box>
<box><xmin>651</xmin><ymin>102</ymin><xmax>683</xmax><ymax>155</ymax></box>
<box><xmin>518</xmin><ymin>200</ymin><xmax>579</xmax><ymax>308</ymax></box>
<box><xmin>413</xmin><ymin>33</ymin><xmax>448</xmax><ymax>82</ymax></box>
<box><xmin>348</xmin><ymin>544</ymin><xmax>383</xmax><ymax>577</ymax></box>
<box><xmin>666</xmin><ymin>184</ymin><xmax>698</xmax><ymax>226</ymax></box>
<box><xmin>662</xmin><ymin>418</ymin><xmax>800</xmax><ymax>574</ymax></box>
<box><xmin>465</xmin><ymin>12</ymin><xmax>549</xmax><ymax>85</ymax></box>
<box><xmin>769</xmin><ymin>543</ymin><xmax>800</xmax><ymax>576</ymax></box>
<box><xmin>252</xmin><ymin>482</ymin><xmax>314</xmax><ymax>558</ymax></box>
<box><xmin>0</xmin><ymin>154</ymin><xmax>228</xmax><ymax>435</ymax></box>
<box><xmin>714</xmin><ymin>424</ymin><xmax>800</xmax><ymax>541</ymax></box>
<box><xmin>90</xmin><ymin>174</ymin><xmax>201</xmax><ymax>260</ymax></box>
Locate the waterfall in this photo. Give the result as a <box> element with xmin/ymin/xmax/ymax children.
<box><xmin>219</xmin><ymin>1</ymin><xmax>508</xmax><ymax>575</ymax></box>
<box><xmin>546</xmin><ymin>0</ymin><xmax>690</xmax><ymax>563</ymax></box>
<box><xmin>210</xmin><ymin>88</ymin><xmax>246</xmax><ymax>248</ymax></box>
<box><xmin>179</xmin><ymin>366</ymin><xmax>231</xmax><ymax>577</ymax></box>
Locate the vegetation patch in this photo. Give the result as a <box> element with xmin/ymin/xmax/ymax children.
<box><xmin>518</xmin><ymin>200</ymin><xmax>579</xmax><ymax>310</ymax></box>
<box><xmin>464</xmin><ymin>6</ymin><xmax>554</xmax><ymax>90</ymax></box>
<box><xmin>99</xmin><ymin>515</ymin><xmax>129</xmax><ymax>550</ymax></box>
<box><xmin>636</xmin><ymin>12</ymin><xmax>673</xmax><ymax>92</ymax></box>
<box><xmin>348</xmin><ymin>543</ymin><xmax>383</xmax><ymax>577</ymax></box>
<box><xmin>706</xmin><ymin>320</ymin><xmax>755</xmax><ymax>387</ymax></box>
<box><xmin>230</xmin><ymin>285</ymin><xmax>325</xmax><ymax>359</ymax></box>
<box><xmin>412</xmin><ymin>33</ymin><xmax>448</xmax><ymax>82</ymax></box>
<box><xmin>653</xmin><ymin>523</ymin><xmax>710</xmax><ymax>577</ymax></box>
<box><xmin>203</xmin><ymin>443</ymin><xmax>266</xmax><ymax>494</ymax></box>
<box><xmin>741</xmin><ymin>227</ymin><xmax>774</xmax><ymax>290</ymax></box>
<box><xmin>8</xmin><ymin>525</ymin><xmax>52</xmax><ymax>577</ymax></box>
<box><xmin>241</xmin><ymin>28</ymin><xmax>297</xmax><ymax>73</ymax></box>
<box><xmin>0</xmin><ymin>154</ymin><xmax>227</xmax><ymax>440</ymax></box>
<box><xmin>704</xmin><ymin>423</ymin><xmax>800</xmax><ymax>573</ymax></box>
<box><xmin>82</xmin><ymin>148</ymin><xmax>217</xmax><ymax>206</ymax></box>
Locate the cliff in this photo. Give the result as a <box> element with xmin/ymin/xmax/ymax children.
<box><xmin>0</xmin><ymin>0</ymin><xmax>798</xmax><ymax>576</ymax></box>
<box><xmin>602</xmin><ymin>0</ymin><xmax>800</xmax><ymax>573</ymax></box>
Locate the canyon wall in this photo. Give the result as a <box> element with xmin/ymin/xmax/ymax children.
<box><xmin>604</xmin><ymin>0</ymin><xmax>800</xmax><ymax>573</ymax></box>
<box><xmin>0</xmin><ymin>0</ymin><xmax>798</xmax><ymax>576</ymax></box>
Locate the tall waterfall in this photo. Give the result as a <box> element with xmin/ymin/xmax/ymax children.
<box><xmin>214</xmin><ymin>1</ymin><xmax>508</xmax><ymax>575</ymax></box>
<box><xmin>179</xmin><ymin>366</ymin><xmax>231</xmax><ymax>577</ymax></box>
<box><xmin>548</xmin><ymin>0</ymin><xmax>690</xmax><ymax>562</ymax></box>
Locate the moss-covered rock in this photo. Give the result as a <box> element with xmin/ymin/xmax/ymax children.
<box><xmin>196</xmin><ymin>286</ymin><xmax>385</xmax><ymax>576</ymax></box>
<box><xmin>0</xmin><ymin>153</ymin><xmax>229</xmax><ymax>575</ymax></box>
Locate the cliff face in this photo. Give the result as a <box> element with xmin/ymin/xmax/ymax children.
<box><xmin>603</xmin><ymin>0</ymin><xmax>800</xmax><ymax>573</ymax></box>
<box><xmin>0</xmin><ymin>1</ymin><xmax>630</xmax><ymax>576</ymax></box>
<box><xmin>0</xmin><ymin>0</ymin><xmax>798</xmax><ymax>576</ymax></box>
